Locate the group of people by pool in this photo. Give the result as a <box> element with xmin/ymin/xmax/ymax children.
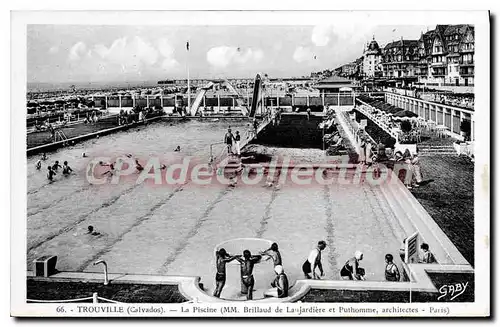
<box><xmin>222</xmin><ymin>121</ymin><xmax>260</xmax><ymax>156</ymax></box>
<box><xmin>393</xmin><ymin>149</ymin><xmax>423</xmax><ymax>189</ymax></box>
<box><xmin>213</xmin><ymin>242</ymin><xmax>288</xmax><ymax>300</ymax></box>
<box><xmin>35</xmin><ymin>153</ymin><xmax>74</xmax><ymax>182</ymax></box>
<box><xmin>213</xmin><ymin>238</ymin><xmax>439</xmax><ymax>300</ymax></box>
<box><xmin>223</xmin><ymin>127</ymin><xmax>242</xmax><ymax>156</ymax></box>
<box><xmin>357</xmin><ymin>134</ymin><xmax>424</xmax><ymax>189</ymax></box>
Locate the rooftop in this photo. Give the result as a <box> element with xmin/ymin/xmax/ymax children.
<box><xmin>317</xmin><ymin>76</ymin><xmax>354</xmax><ymax>85</ymax></box>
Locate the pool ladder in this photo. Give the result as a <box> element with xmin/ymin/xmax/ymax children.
<box><xmin>93</xmin><ymin>260</ymin><xmax>109</xmax><ymax>285</ymax></box>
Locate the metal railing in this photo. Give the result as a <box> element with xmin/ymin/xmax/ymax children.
<box><xmin>27</xmin><ymin>292</ymin><xmax>124</xmax><ymax>304</ymax></box>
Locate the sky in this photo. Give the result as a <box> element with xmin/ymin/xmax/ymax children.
<box><xmin>27</xmin><ymin>24</ymin><xmax>434</xmax><ymax>84</ymax></box>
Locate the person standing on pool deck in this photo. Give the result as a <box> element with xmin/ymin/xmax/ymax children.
<box><xmin>235</xmin><ymin>250</ymin><xmax>262</xmax><ymax>300</ymax></box>
<box><xmin>340</xmin><ymin>251</ymin><xmax>365</xmax><ymax>280</ymax></box>
<box><xmin>302</xmin><ymin>240</ymin><xmax>327</xmax><ymax>279</ymax></box>
<box><xmin>224</xmin><ymin>128</ymin><xmax>234</xmax><ymax>154</ymax></box>
<box><xmin>260</xmin><ymin>242</ymin><xmax>282</xmax><ymax>267</ymax></box>
<box><xmin>234</xmin><ymin>131</ymin><xmax>241</xmax><ymax>156</ymax></box>
<box><xmin>47</xmin><ymin>166</ymin><xmax>56</xmax><ymax>182</ymax></box>
<box><xmin>213</xmin><ymin>248</ymin><xmax>238</xmax><ymax>298</ymax></box>
<box><xmin>384</xmin><ymin>254</ymin><xmax>401</xmax><ymax>282</ymax></box>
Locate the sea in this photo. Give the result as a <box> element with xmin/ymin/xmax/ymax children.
<box><xmin>27</xmin><ymin>81</ymin><xmax>160</xmax><ymax>93</ymax></box>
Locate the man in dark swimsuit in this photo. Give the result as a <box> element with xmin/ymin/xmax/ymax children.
<box><xmin>235</xmin><ymin>250</ymin><xmax>262</xmax><ymax>300</ymax></box>
<box><xmin>302</xmin><ymin>240</ymin><xmax>326</xmax><ymax>279</ymax></box>
<box><xmin>213</xmin><ymin>248</ymin><xmax>237</xmax><ymax>298</ymax></box>
<box><xmin>260</xmin><ymin>242</ymin><xmax>282</xmax><ymax>267</ymax></box>
<box><xmin>224</xmin><ymin>128</ymin><xmax>234</xmax><ymax>154</ymax></box>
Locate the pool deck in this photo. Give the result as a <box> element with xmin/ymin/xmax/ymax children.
<box><xmin>27</xmin><ymin>260</ymin><xmax>474</xmax><ymax>303</ymax></box>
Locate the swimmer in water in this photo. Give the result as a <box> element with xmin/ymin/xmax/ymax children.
<box><xmin>52</xmin><ymin>161</ymin><xmax>62</xmax><ymax>171</ymax></box>
<box><xmin>82</xmin><ymin>153</ymin><xmax>87</xmax><ymax>158</ymax></box>
<box><xmin>234</xmin><ymin>250</ymin><xmax>262</xmax><ymax>300</ymax></box>
<box><xmin>102</xmin><ymin>163</ymin><xmax>115</xmax><ymax>176</ymax></box>
<box><xmin>86</xmin><ymin>225</ymin><xmax>100</xmax><ymax>236</ymax></box>
<box><xmin>47</xmin><ymin>166</ymin><xmax>56</xmax><ymax>182</ymax></box>
<box><xmin>135</xmin><ymin>159</ymin><xmax>144</xmax><ymax>172</ymax></box>
<box><xmin>213</xmin><ymin>248</ymin><xmax>238</xmax><ymax>298</ymax></box>
<box><xmin>174</xmin><ymin>146</ymin><xmax>181</xmax><ymax>152</ymax></box>
<box><xmin>160</xmin><ymin>164</ymin><xmax>167</xmax><ymax>170</ymax></box>
<box><xmin>35</xmin><ymin>160</ymin><xmax>42</xmax><ymax>170</ymax></box>
<box><xmin>41</xmin><ymin>153</ymin><xmax>48</xmax><ymax>161</ymax></box>
<box><xmin>62</xmin><ymin>161</ymin><xmax>73</xmax><ymax>175</ymax></box>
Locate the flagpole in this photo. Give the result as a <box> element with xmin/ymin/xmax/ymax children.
<box><xmin>187</xmin><ymin>40</ymin><xmax>191</xmax><ymax>112</ymax></box>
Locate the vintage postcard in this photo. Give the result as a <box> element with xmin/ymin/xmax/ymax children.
<box><xmin>10</xmin><ymin>10</ymin><xmax>490</xmax><ymax>317</ymax></box>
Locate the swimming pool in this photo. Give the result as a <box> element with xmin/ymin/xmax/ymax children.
<box><xmin>27</xmin><ymin>119</ymin><xmax>406</xmax><ymax>300</ymax></box>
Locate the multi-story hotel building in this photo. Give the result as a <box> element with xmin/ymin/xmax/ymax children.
<box><xmin>380</xmin><ymin>38</ymin><xmax>419</xmax><ymax>86</ymax></box>
<box><xmin>416</xmin><ymin>24</ymin><xmax>474</xmax><ymax>86</ymax></box>
<box><xmin>362</xmin><ymin>38</ymin><xmax>383</xmax><ymax>78</ymax></box>
<box><xmin>332</xmin><ymin>24</ymin><xmax>474</xmax><ymax>89</ymax></box>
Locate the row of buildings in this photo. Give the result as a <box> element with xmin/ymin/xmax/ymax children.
<box><xmin>333</xmin><ymin>24</ymin><xmax>475</xmax><ymax>88</ymax></box>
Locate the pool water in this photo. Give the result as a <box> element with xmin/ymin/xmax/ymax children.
<box><xmin>27</xmin><ymin>119</ymin><xmax>406</xmax><ymax>301</ymax></box>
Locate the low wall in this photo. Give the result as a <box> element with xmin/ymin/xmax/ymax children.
<box><xmin>384</xmin><ymin>92</ymin><xmax>475</xmax><ymax>141</ymax></box>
